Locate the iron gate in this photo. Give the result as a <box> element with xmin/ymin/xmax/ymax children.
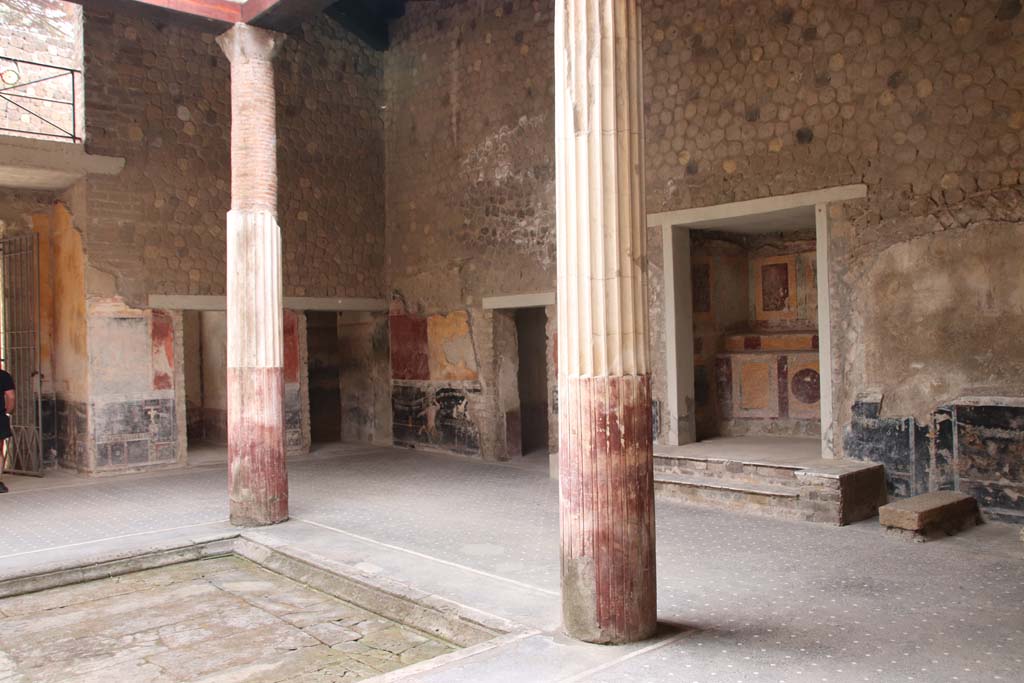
<box><xmin>0</xmin><ymin>232</ymin><xmax>42</xmax><ymax>475</ymax></box>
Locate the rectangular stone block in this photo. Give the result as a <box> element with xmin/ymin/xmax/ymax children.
<box><xmin>879</xmin><ymin>491</ymin><xmax>980</xmax><ymax>533</ymax></box>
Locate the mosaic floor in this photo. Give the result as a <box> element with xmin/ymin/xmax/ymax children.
<box><xmin>0</xmin><ymin>557</ymin><xmax>454</xmax><ymax>682</ymax></box>
<box><xmin>0</xmin><ymin>443</ymin><xmax>1022</xmax><ymax>681</ymax></box>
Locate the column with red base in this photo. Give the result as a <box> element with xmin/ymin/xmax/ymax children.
<box><xmin>555</xmin><ymin>0</ymin><xmax>657</xmax><ymax>643</ymax></box>
<box><xmin>217</xmin><ymin>24</ymin><xmax>288</xmax><ymax>526</ymax></box>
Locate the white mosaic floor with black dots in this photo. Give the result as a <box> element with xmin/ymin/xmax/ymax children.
<box><xmin>1</xmin><ymin>443</ymin><xmax>1021</xmax><ymax>682</ymax></box>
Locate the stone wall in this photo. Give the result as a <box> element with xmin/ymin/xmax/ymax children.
<box><xmin>79</xmin><ymin>8</ymin><xmax>386</xmax><ymax>303</ymax></box>
<box><xmin>641</xmin><ymin>0</ymin><xmax>1024</xmax><ymax>513</ymax></box>
<box><xmin>385</xmin><ymin>0</ymin><xmax>555</xmax><ymax>459</ymax></box>
<box><xmin>641</xmin><ymin>1</ymin><xmax>1024</xmax><ymax>418</ymax></box>
<box><xmin>384</xmin><ymin>0</ymin><xmax>1024</xmax><ymax>515</ymax></box>
<box><xmin>46</xmin><ymin>8</ymin><xmax>386</xmax><ymax>471</ymax></box>
<box><xmin>337</xmin><ymin>311</ymin><xmax>391</xmax><ymax>445</ymax></box>
<box><xmin>0</xmin><ymin>189</ymin><xmax>54</xmax><ymax>233</ymax></box>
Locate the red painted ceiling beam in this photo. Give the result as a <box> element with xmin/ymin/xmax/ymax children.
<box><xmin>72</xmin><ymin>0</ymin><xmax>344</xmax><ymax>32</ymax></box>
<box><xmin>72</xmin><ymin>0</ymin><xmax>244</xmax><ymax>23</ymax></box>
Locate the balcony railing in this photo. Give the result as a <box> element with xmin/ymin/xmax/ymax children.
<box><xmin>0</xmin><ymin>56</ymin><xmax>79</xmax><ymax>142</ymax></box>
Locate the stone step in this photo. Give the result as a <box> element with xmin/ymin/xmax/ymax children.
<box><xmin>653</xmin><ymin>453</ymin><xmax>802</xmax><ymax>488</ymax></box>
<box><xmin>654</xmin><ymin>473</ymin><xmax>806</xmax><ymax>521</ymax></box>
<box><xmin>879</xmin><ymin>491</ymin><xmax>983</xmax><ymax>541</ymax></box>
<box><xmin>654</xmin><ymin>462</ymin><xmax>888</xmax><ymax>526</ymax></box>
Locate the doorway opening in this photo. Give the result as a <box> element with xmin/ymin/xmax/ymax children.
<box><xmin>514</xmin><ymin>307</ymin><xmax>549</xmax><ymax>457</ymax></box>
<box><xmin>691</xmin><ymin>227</ymin><xmax>821</xmax><ymax>441</ymax></box>
<box><xmin>182</xmin><ymin>310</ymin><xmax>227</xmax><ymax>463</ymax></box>
<box><xmin>307</xmin><ymin>311</ymin><xmax>341</xmax><ymax>445</ymax></box>
<box><xmin>0</xmin><ymin>232</ymin><xmax>43</xmax><ymax>475</ymax></box>
<box><xmin>655</xmin><ymin>185</ymin><xmax>867</xmax><ymax>458</ymax></box>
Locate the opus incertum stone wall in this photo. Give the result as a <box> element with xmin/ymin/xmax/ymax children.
<box><xmin>0</xmin><ymin>0</ymin><xmax>82</xmax><ymax>140</ymax></box>
<box><xmin>80</xmin><ymin>8</ymin><xmax>385</xmax><ymax>305</ymax></box>
<box><xmin>59</xmin><ymin>9</ymin><xmax>385</xmax><ymax>472</ymax></box>
<box><xmin>384</xmin><ymin>0</ymin><xmax>557</xmax><ymax>460</ymax></box>
<box><xmin>385</xmin><ymin>0</ymin><xmax>1024</xmax><ymax>517</ymax></box>
<box><xmin>639</xmin><ymin>1</ymin><xmax>1024</xmax><ymax>512</ymax></box>
<box><xmin>640</xmin><ymin>2</ymin><xmax>1024</xmax><ymax>466</ymax></box>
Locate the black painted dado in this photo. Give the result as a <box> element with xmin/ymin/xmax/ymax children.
<box><xmin>55</xmin><ymin>399</ymin><xmax>87</xmax><ymax>469</ymax></box>
<box><xmin>932</xmin><ymin>407</ymin><xmax>956</xmax><ymax>491</ymax></box>
<box><xmin>843</xmin><ymin>397</ymin><xmax>913</xmax><ymax>497</ymax></box>
<box><xmin>92</xmin><ymin>398</ymin><xmax>177</xmax><ymax>469</ymax></box>
<box><xmin>285</xmin><ymin>384</ymin><xmax>303</xmax><ymax>451</ymax></box>
<box><xmin>956</xmin><ymin>403</ymin><xmax>1024</xmax><ymax>520</ymax></box>
<box><xmin>845</xmin><ymin>396</ymin><xmax>1024</xmax><ymax>522</ymax></box>
<box><xmin>41</xmin><ymin>397</ymin><xmax>56</xmax><ymax>467</ymax></box>
<box><xmin>392</xmin><ymin>383</ymin><xmax>481</xmax><ymax>455</ymax></box>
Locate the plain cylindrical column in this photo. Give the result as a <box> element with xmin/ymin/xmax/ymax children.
<box><xmin>217</xmin><ymin>24</ymin><xmax>288</xmax><ymax>526</ymax></box>
<box><xmin>555</xmin><ymin>0</ymin><xmax>657</xmax><ymax>643</ymax></box>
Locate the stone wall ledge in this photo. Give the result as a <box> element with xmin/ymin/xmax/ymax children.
<box><xmin>0</xmin><ymin>134</ymin><xmax>124</xmax><ymax>191</ymax></box>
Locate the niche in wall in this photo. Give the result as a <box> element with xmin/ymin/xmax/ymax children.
<box><xmin>692</xmin><ymin>229</ymin><xmax>821</xmax><ymax>440</ymax></box>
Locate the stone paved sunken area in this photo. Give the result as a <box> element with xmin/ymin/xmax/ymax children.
<box><xmin>0</xmin><ymin>557</ymin><xmax>454</xmax><ymax>682</ymax></box>
<box><xmin>1</xmin><ymin>444</ymin><xmax>1021</xmax><ymax>682</ymax></box>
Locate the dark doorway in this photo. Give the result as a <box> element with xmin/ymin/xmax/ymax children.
<box><xmin>182</xmin><ymin>310</ymin><xmax>228</xmax><ymax>449</ymax></box>
<box><xmin>182</xmin><ymin>310</ymin><xmax>203</xmax><ymax>444</ymax></box>
<box><xmin>307</xmin><ymin>311</ymin><xmax>341</xmax><ymax>444</ymax></box>
<box><xmin>514</xmin><ymin>308</ymin><xmax>549</xmax><ymax>455</ymax></box>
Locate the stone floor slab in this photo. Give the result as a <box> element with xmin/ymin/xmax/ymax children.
<box><xmin>0</xmin><ymin>557</ymin><xmax>455</xmax><ymax>683</ymax></box>
<box><xmin>0</xmin><ymin>444</ymin><xmax>1022</xmax><ymax>681</ymax></box>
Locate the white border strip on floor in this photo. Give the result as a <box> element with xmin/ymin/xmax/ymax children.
<box><xmin>0</xmin><ymin>520</ymin><xmax>227</xmax><ymax>560</ymax></box>
<box><xmin>293</xmin><ymin>517</ymin><xmax>560</xmax><ymax>597</ymax></box>
<box><xmin>362</xmin><ymin>630</ymin><xmax>540</xmax><ymax>682</ymax></box>
<box><xmin>556</xmin><ymin>629</ymin><xmax>693</xmax><ymax>683</ymax></box>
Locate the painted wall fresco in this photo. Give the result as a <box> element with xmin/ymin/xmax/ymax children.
<box><xmin>427</xmin><ymin>311</ymin><xmax>479</xmax><ymax>381</ymax></box>
<box><xmin>956</xmin><ymin>403</ymin><xmax>1024</xmax><ymax>519</ymax></box>
<box><xmin>151</xmin><ymin>309</ymin><xmax>175</xmax><ymax>391</ymax></box>
<box><xmin>389</xmin><ymin>301</ymin><xmax>482</xmax><ymax>455</ymax></box>
<box><xmin>88</xmin><ymin>305</ymin><xmax>180</xmax><ymax>471</ymax></box>
<box><xmin>389</xmin><ymin>314</ymin><xmax>430</xmax><ymax>381</ymax></box>
<box><xmin>392</xmin><ymin>384</ymin><xmax>480</xmax><ymax>455</ymax></box>
<box><xmin>845</xmin><ymin>396</ymin><xmax>1024</xmax><ymax>522</ymax></box>
<box><xmin>691</xmin><ymin>231</ymin><xmax>821</xmax><ymax>439</ymax></box>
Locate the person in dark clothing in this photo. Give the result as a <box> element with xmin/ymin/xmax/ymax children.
<box><xmin>0</xmin><ymin>359</ymin><xmax>14</xmax><ymax>494</ymax></box>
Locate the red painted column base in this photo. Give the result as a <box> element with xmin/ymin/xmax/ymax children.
<box><xmin>559</xmin><ymin>374</ymin><xmax>657</xmax><ymax>643</ymax></box>
<box><xmin>228</xmin><ymin>366</ymin><xmax>288</xmax><ymax>526</ymax></box>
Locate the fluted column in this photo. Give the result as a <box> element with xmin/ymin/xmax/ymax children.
<box><xmin>217</xmin><ymin>24</ymin><xmax>288</xmax><ymax>526</ymax></box>
<box><xmin>555</xmin><ymin>0</ymin><xmax>656</xmax><ymax>643</ymax></box>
